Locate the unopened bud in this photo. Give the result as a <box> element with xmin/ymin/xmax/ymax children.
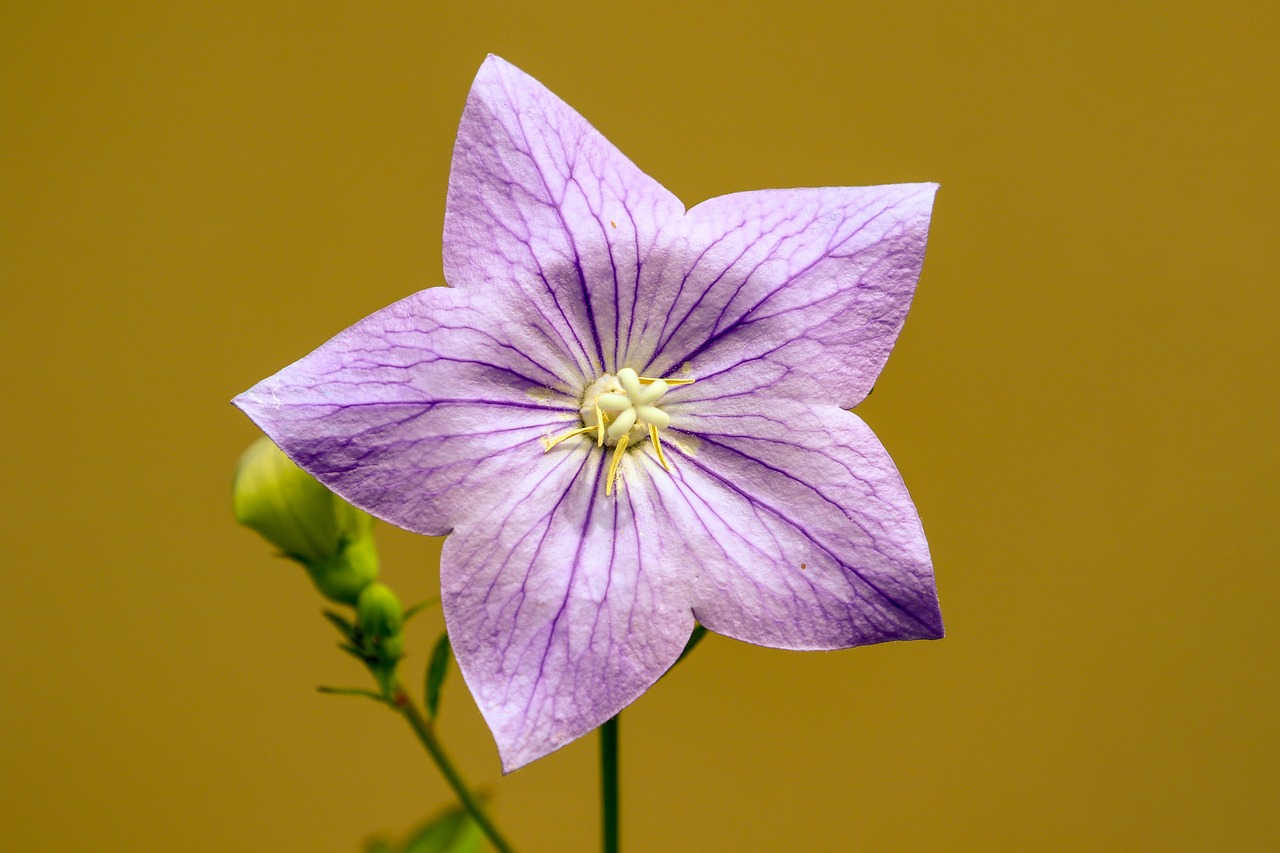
<box><xmin>356</xmin><ymin>582</ymin><xmax>403</xmax><ymax>640</ymax></box>
<box><xmin>307</xmin><ymin>531</ymin><xmax>379</xmax><ymax>605</ymax></box>
<box><xmin>357</xmin><ymin>583</ymin><xmax>404</xmax><ymax>677</ymax></box>
<box><xmin>233</xmin><ymin>436</ymin><xmax>378</xmax><ymax>603</ymax></box>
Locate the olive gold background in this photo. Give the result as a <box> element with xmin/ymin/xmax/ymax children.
<box><xmin>3</xmin><ymin>2</ymin><xmax>1276</xmax><ymax>850</ymax></box>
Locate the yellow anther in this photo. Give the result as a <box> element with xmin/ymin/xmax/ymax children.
<box><xmin>648</xmin><ymin>424</ymin><xmax>670</xmax><ymax>471</ymax></box>
<box><xmin>605</xmin><ymin>433</ymin><xmax>630</xmax><ymax>496</ymax></box>
<box><xmin>543</xmin><ymin>424</ymin><xmax>596</xmax><ymax>452</ymax></box>
<box><xmin>543</xmin><ymin>370</ymin><xmax>694</xmax><ymax>495</ymax></box>
<box><xmin>639</xmin><ymin>376</ymin><xmax>694</xmax><ymax>386</ymax></box>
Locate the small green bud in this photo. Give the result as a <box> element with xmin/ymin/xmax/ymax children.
<box><xmin>381</xmin><ymin>632</ymin><xmax>405</xmax><ymax>661</ymax></box>
<box><xmin>357</xmin><ymin>583</ymin><xmax>405</xmax><ymax>685</ymax></box>
<box><xmin>233</xmin><ymin>435</ymin><xmax>378</xmax><ymax>603</ymax></box>
<box><xmin>357</xmin><ymin>582</ymin><xmax>404</xmax><ymax>640</ymax></box>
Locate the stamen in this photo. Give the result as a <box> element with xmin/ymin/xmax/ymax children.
<box><xmin>543</xmin><ymin>424</ymin><xmax>596</xmax><ymax>451</ymax></box>
<box><xmin>636</xmin><ymin>380</ymin><xmax>668</xmax><ymax>407</ymax></box>
<box><xmin>606</xmin><ymin>433</ymin><xmax>630</xmax><ymax>496</ymax></box>
<box><xmin>639</xmin><ymin>376</ymin><xmax>694</xmax><ymax>386</ymax></box>
<box><xmin>544</xmin><ymin>369</ymin><xmax>692</xmax><ymax>494</ymax></box>
<box><xmin>607</xmin><ymin>407</ymin><xmax>637</xmax><ymax>443</ymax></box>
<box><xmin>618</xmin><ymin>368</ymin><xmax>643</xmax><ymax>399</ymax></box>
<box><xmin>635</xmin><ymin>404</ymin><xmax>669</xmax><ymax>428</ymax></box>
<box><xmin>648</xmin><ymin>424</ymin><xmax>670</xmax><ymax>471</ymax></box>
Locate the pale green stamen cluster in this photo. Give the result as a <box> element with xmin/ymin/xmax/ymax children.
<box><xmin>543</xmin><ymin>367</ymin><xmax>692</xmax><ymax>495</ymax></box>
<box><xmin>596</xmin><ymin>368</ymin><xmax>670</xmax><ymax>442</ymax></box>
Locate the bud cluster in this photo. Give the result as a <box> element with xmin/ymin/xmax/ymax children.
<box><xmin>233</xmin><ymin>436</ymin><xmax>406</xmax><ymax>682</ymax></box>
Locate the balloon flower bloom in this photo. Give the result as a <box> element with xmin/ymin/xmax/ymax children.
<box><xmin>235</xmin><ymin>56</ymin><xmax>942</xmax><ymax>771</ymax></box>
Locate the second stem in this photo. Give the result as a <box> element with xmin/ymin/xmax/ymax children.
<box><xmin>395</xmin><ymin>690</ymin><xmax>515</xmax><ymax>853</ymax></box>
<box><xmin>601</xmin><ymin>714</ymin><xmax>619</xmax><ymax>853</ymax></box>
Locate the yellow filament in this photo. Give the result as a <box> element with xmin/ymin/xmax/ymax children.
<box><xmin>605</xmin><ymin>433</ymin><xmax>630</xmax><ymax>496</ymax></box>
<box><xmin>543</xmin><ymin>371</ymin><xmax>695</xmax><ymax>494</ymax></box>
<box><xmin>543</xmin><ymin>424</ymin><xmax>596</xmax><ymax>452</ymax></box>
<box><xmin>648</xmin><ymin>424</ymin><xmax>670</xmax><ymax>471</ymax></box>
<box><xmin>638</xmin><ymin>376</ymin><xmax>694</xmax><ymax>386</ymax></box>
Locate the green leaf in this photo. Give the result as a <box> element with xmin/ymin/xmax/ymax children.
<box><xmin>323</xmin><ymin>609</ymin><xmax>357</xmax><ymax>642</ymax></box>
<box><xmin>400</xmin><ymin>804</ymin><xmax>483</xmax><ymax>853</ymax></box>
<box><xmin>403</xmin><ymin>596</ymin><xmax>441</xmax><ymax>623</ymax></box>
<box><xmin>425</xmin><ymin>632</ymin><xmax>452</xmax><ymax>719</ymax></box>
<box><xmin>317</xmin><ymin>686</ymin><xmax>388</xmax><ymax>705</ymax></box>
<box><xmin>339</xmin><ymin>642</ymin><xmax>371</xmax><ymax>664</ymax></box>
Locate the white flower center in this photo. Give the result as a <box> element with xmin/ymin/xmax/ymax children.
<box><xmin>542</xmin><ymin>367</ymin><xmax>692</xmax><ymax>495</ymax></box>
<box><xmin>581</xmin><ymin>368</ymin><xmax>671</xmax><ymax>446</ymax></box>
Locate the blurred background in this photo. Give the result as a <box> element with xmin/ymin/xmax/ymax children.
<box><xmin>3</xmin><ymin>2</ymin><xmax>1276</xmax><ymax>850</ymax></box>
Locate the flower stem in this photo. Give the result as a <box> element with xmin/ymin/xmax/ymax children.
<box><xmin>393</xmin><ymin>689</ymin><xmax>515</xmax><ymax>853</ymax></box>
<box><xmin>601</xmin><ymin>714</ymin><xmax>620</xmax><ymax>853</ymax></box>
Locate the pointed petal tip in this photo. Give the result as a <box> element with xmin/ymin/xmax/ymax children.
<box><xmin>230</xmin><ymin>382</ymin><xmax>261</xmax><ymax>408</ymax></box>
<box><xmin>916</xmin><ymin>617</ymin><xmax>946</xmax><ymax>642</ymax></box>
<box><xmin>491</xmin><ymin>711</ymin><xmax>625</xmax><ymax>775</ymax></box>
<box><xmin>230</xmin><ymin>386</ymin><xmax>257</xmax><ymax>419</ymax></box>
<box><xmin>873</xmin><ymin>181</ymin><xmax>937</xmax><ymax>214</ymax></box>
<box><xmin>926</xmin><ymin>604</ymin><xmax>946</xmax><ymax>641</ymax></box>
<box><xmin>230</xmin><ymin>380</ymin><xmax>273</xmax><ymax>423</ymax></box>
<box><xmin>489</xmin><ymin>719</ymin><xmax>577</xmax><ymax>775</ymax></box>
<box><xmin>497</xmin><ymin>745</ymin><xmax>536</xmax><ymax>776</ymax></box>
<box><xmin>902</xmin><ymin>180</ymin><xmax>940</xmax><ymax>209</ymax></box>
<box><xmin>906</xmin><ymin>590</ymin><xmax>945</xmax><ymax>641</ymax></box>
<box><xmin>914</xmin><ymin>182</ymin><xmax>940</xmax><ymax>218</ymax></box>
<box><xmin>475</xmin><ymin>53</ymin><xmax>527</xmax><ymax>86</ymax></box>
<box><xmin>230</xmin><ymin>378</ymin><xmax>294</xmax><ymax>450</ymax></box>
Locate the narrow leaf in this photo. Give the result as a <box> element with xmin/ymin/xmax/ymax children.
<box><xmin>317</xmin><ymin>686</ymin><xmax>388</xmax><ymax>704</ymax></box>
<box><xmin>425</xmin><ymin>631</ymin><xmax>452</xmax><ymax>719</ymax></box>
<box><xmin>402</xmin><ymin>595</ymin><xmax>441</xmax><ymax>623</ymax></box>
<box><xmin>322</xmin><ymin>609</ymin><xmax>356</xmax><ymax>641</ymax></box>
<box><xmin>339</xmin><ymin>642</ymin><xmax>370</xmax><ymax>664</ymax></box>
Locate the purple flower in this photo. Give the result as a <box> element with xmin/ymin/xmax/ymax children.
<box><xmin>235</xmin><ymin>56</ymin><xmax>942</xmax><ymax>771</ymax></box>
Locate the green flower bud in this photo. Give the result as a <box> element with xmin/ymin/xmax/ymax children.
<box><xmin>307</xmin><ymin>531</ymin><xmax>379</xmax><ymax>605</ymax></box>
<box><xmin>233</xmin><ymin>435</ymin><xmax>378</xmax><ymax>603</ymax></box>
<box><xmin>357</xmin><ymin>583</ymin><xmax>405</xmax><ymax>684</ymax></box>
<box><xmin>381</xmin><ymin>632</ymin><xmax>405</xmax><ymax>661</ymax></box>
<box><xmin>356</xmin><ymin>582</ymin><xmax>403</xmax><ymax>640</ymax></box>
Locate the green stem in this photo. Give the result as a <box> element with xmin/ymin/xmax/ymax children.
<box><xmin>601</xmin><ymin>714</ymin><xmax>619</xmax><ymax>853</ymax></box>
<box><xmin>394</xmin><ymin>690</ymin><xmax>515</xmax><ymax>853</ymax></box>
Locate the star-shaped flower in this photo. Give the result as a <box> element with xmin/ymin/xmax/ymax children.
<box><xmin>235</xmin><ymin>56</ymin><xmax>942</xmax><ymax>771</ymax></box>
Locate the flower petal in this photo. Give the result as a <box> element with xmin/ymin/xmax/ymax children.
<box><xmin>444</xmin><ymin>56</ymin><xmax>686</xmax><ymax>377</ymax></box>
<box><xmin>641</xmin><ymin>184</ymin><xmax>937</xmax><ymax>409</ymax></box>
<box><xmin>233</xmin><ymin>285</ymin><xmax>581</xmax><ymax>536</ymax></box>
<box><xmin>441</xmin><ymin>444</ymin><xmax>694</xmax><ymax>772</ymax></box>
<box><xmin>648</xmin><ymin>397</ymin><xmax>942</xmax><ymax>648</ymax></box>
